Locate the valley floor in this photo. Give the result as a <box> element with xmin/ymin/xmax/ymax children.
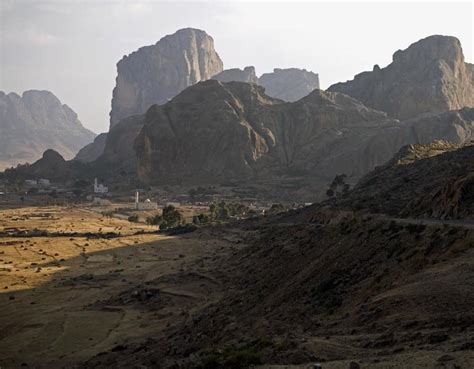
<box><xmin>0</xmin><ymin>205</ymin><xmax>472</xmax><ymax>369</ymax></box>
<box><xmin>0</xmin><ymin>206</ymin><xmax>242</xmax><ymax>368</ymax></box>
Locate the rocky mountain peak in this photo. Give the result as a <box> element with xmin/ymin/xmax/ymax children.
<box><xmin>259</xmin><ymin>68</ymin><xmax>320</xmax><ymax>102</ymax></box>
<box><xmin>392</xmin><ymin>35</ymin><xmax>464</xmax><ymax>69</ymax></box>
<box><xmin>329</xmin><ymin>35</ymin><xmax>474</xmax><ymax>119</ymax></box>
<box><xmin>212</xmin><ymin>66</ymin><xmax>259</xmax><ymax>84</ymax></box>
<box><xmin>109</xmin><ymin>28</ymin><xmax>223</xmax><ymax>128</ymax></box>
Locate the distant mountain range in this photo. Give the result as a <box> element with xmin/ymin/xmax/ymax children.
<box><xmin>0</xmin><ymin>90</ymin><xmax>95</xmax><ymax>170</ymax></box>
<box><xmin>3</xmin><ymin>30</ymin><xmax>474</xmax><ymax>202</ymax></box>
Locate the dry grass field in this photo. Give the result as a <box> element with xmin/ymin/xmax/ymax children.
<box><xmin>0</xmin><ymin>205</ymin><xmax>234</xmax><ymax>368</ymax></box>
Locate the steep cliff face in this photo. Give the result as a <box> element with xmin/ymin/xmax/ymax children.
<box><xmin>0</xmin><ymin>90</ymin><xmax>95</xmax><ymax>170</ymax></box>
<box><xmin>259</xmin><ymin>68</ymin><xmax>320</xmax><ymax>101</ymax></box>
<box><xmin>110</xmin><ymin>28</ymin><xmax>223</xmax><ymax>128</ymax></box>
<box><xmin>96</xmin><ymin>115</ymin><xmax>145</xmax><ymax>176</ymax></box>
<box><xmin>212</xmin><ymin>66</ymin><xmax>259</xmax><ymax>84</ymax></box>
<box><xmin>135</xmin><ymin>80</ymin><xmax>474</xmax><ymax>187</ymax></box>
<box><xmin>329</xmin><ymin>35</ymin><xmax>474</xmax><ymax>119</ymax></box>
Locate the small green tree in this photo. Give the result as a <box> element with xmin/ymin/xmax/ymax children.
<box><xmin>160</xmin><ymin>205</ymin><xmax>183</xmax><ymax>229</ymax></box>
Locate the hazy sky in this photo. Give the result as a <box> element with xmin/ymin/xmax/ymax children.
<box><xmin>1</xmin><ymin>0</ymin><xmax>473</xmax><ymax>133</ymax></box>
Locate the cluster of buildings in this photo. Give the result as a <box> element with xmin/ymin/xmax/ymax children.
<box><xmin>24</xmin><ymin>178</ymin><xmax>51</xmax><ymax>188</ymax></box>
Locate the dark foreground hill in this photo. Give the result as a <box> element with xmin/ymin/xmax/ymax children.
<box><xmin>80</xmin><ymin>145</ymin><xmax>474</xmax><ymax>369</ymax></box>
<box><xmin>332</xmin><ymin>141</ymin><xmax>474</xmax><ymax>220</ymax></box>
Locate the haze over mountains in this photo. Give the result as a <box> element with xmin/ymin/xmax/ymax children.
<box><xmin>75</xmin><ymin>30</ymin><xmax>473</xmax><ymax>200</ymax></box>
<box><xmin>0</xmin><ymin>90</ymin><xmax>95</xmax><ymax>170</ymax></box>
<box><xmin>2</xmin><ymin>29</ymin><xmax>474</xmax><ymax>202</ymax></box>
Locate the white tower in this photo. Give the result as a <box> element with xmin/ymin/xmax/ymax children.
<box><xmin>135</xmin><ymin>191</ymin><xmax>139</xmax><ymax>209</ymax></box>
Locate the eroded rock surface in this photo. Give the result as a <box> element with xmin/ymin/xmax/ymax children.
<box><xmin>110</xmin><ymin>28</ymin><xmax>223</xmax><ymax>128</ymax></box>
<box><xmin>259</xmin><ymin>68</ymin><xmax>320</xmax><ymax>101</ymax></box>
<box><xmin>329</xmin><ymin>35</ymin><xmax>474</xmax><ymax>119</ymax></box>
<box><xmin>212</xmin><ymin>66</ymin><xmax>259</xmax><ymax>84</ymax></box>
<box><xmin>135</xmin><ymin>80</ymin><xmax>474</xmax><ymax>188</ymax></box>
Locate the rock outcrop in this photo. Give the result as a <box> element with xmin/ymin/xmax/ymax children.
<box><xmin>110</xmin><ymin>28</ymin><xmax>223</xmax><ymax>128</ymax></box>
<box><xmin>135</xmin><ymin>80</ymin><xmax>474</xmax><ymax>189</ymax></box>
<box><xmin>135</xmin><ymin>80</ymin><xmax>393</xmax><ymax>185</ymax></box>
<box><xmin>334</xmin><ymin>141</ymin><xmax>474</xmax><ymax>219</ymax></box>
<box><xmin>74</xmin><ymin>133</ymin><xmax>108</xmax><ymax>163</ymax></box>
<box><xmin>212</xmin><ymin>66</ymin><xmax>258</xmax><ymax>84</ymax></box>
<box><xmin>259</xmin><ymin>68</ymin><xmax>320</xmax><ymax>101</ymax></box>
<box><xmin>329</xmin><ymin>35</ymin><xmax>474</xmax><ymax>119</ymax></box>
<box><xmin>0</xmin><ymin>90</ymin><xmax>95</xmax><ymax>170</ymax></box>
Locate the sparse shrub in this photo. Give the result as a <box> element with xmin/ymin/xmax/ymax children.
<box><xmin>146</xmin><ymin>214</ymin><xmax>162</xmax><ymax>226</ymax></box>
<box><xmin>166</xmin><ymin>223</ymin><xmax>197</xmax><ymax>235</ymax></box>
<box><xmin>209</xmin><ymin>201</ymin><xmax>251</xmax><ymax>221</ymax></box>
<box><xmin>146</xmin><ymin>206</ymin><xmax>183</xmax><ymax>230</ymax></box>
<box><xmin>128</xmin><ymin>214</ymin><xmax>139</xmax><ymax>223</ymax></box>
<box><xmin>326</xmin><ymin>174</ymin><xmax>351</xmax><ymax>198</ymax></box>
<box><xmin>193</xmin><ymin>213</ymin><xmax>210</xmax><ymax>225</ymax></box>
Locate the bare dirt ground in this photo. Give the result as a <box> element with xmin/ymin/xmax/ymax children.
<box><xmin>0</xmin><ymin>205</ymin><xmax>240</xmax><ymax>368</ymax></box>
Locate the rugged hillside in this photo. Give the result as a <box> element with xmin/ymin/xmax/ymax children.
<box><xmin>329</xmin><ymin>35</ymin><xmax>474</xmax><ymax>119</ymax></box>
<box><xmin>94</xmin><ymin>114</ymin><xmax>145</xmax><ymax>177</ymax></box>
<box><xmin>135</xmin><ymin>80</ymin><xmax>473</xmax><ymax>189</ymax></box>
<box><xmin>110</xmin><ymin>28</ymin><xmax>223</xmax><ymax>128</ymax></box>
<box><xmin>259</xmin><ymin>68</ymin><xmax>320</xmax><ymax>101</ymax></box>
<box><xmin>332</xmin><ymin>141</ymin><xmax>474</xmax><ymax>219</ymax></box>
<box><xmin>135</xmin><ymin>80</ymin><xmax>394</xmax><ymax>185</ymax></box>
<box><xmin>82</xmin><ymin>204</ymin><xmax>474</xmax><ymax>368</ymax></box>
<box><xmin>0</xmin><ymin>90</ymin><xmax>95</xmax><ymax>170</ymax></box>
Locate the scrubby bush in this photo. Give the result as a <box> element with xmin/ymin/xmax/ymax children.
<box><xmin>146</xmin><ymin>215</ymin><xmax>160</xmax><ymax>225</ymax></box>
<box><xmin>147</xmin><ymin>205</ymin><xmax>183</xmax><ymax>230</ymax></box>
<box><xmin>193</xmin><ymin>213</ymin><xmax>211</xmax><ymax>225</ymax></box>
<box><xmin>209</xmin><ymin>201</ymin><xmax>251</xmax><ymax>221</ymax></box>
<box><xmin>269</xmin><ymin>203</ymin><xmax>285</xmax><ymax>214</ymax></box>
<box><xmin>128</xmin><ymin>214</ymin><xmax>139</xmax><ymax>223</ymax></box>
<box><xmin>326</xmin><ymin>174</ymin><xmax>351</xmax><ymax>198</ymax></box>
